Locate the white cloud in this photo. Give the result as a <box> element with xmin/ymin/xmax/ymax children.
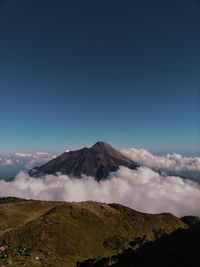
<box><xmin>5</xmin><ymin>159</ymin><xmax>13</xmax><ymax>165</ymax></box>
<box><xmin>121</xmin><ymin>148</ymin><xmax>200</xmax><ymax>181</ymax></box>
<box><xmin>0</xmin><ymin>152</ymin><xmax>56</xmax><ymax>169</ymax></box>
<box><xmin>1</xmin><ymin>148</ymin><xmax>200</xmax><ymax>182</ymax></box>
<box><xmin>0</xmin><ymin>166</ymin><xmax>200</xmax><ymax>217</ymax></box>
<box><xmin>24</xmin><ymin>152</ymin><xmax>56</xmax><ymax>169</ymax></box>
<box><xmin>0</xmin><ymin>159</ymin><xmax>13</xmax><ymax>165</ymax></box>
<box><xmin>14</xmin><ymin>153</ymin><xmax>33</xmax><ymax>158</ymax></box>
<box><xmin>1</xmin><ymin>147</ymin><xmax>200</xmax><ymax>217</ymax></box>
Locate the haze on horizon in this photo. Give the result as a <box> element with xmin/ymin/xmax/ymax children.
<box><xmin>0</xmin><ymin>0</ymin><xmax>199</xmax><ymax>155</ymax></box>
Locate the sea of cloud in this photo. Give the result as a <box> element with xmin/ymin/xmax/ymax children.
<box><xmin>1</xmin><ymin>148</ymin><xmax>200</xmax><ymax>181</ymax></box>
<box><xmin>0</xmin><ymin>152</ymin><xmax>56</xmax><ymax>169</ymax></box>
<box><xmin>121</xmin><ymin>147</ymin><xmax>200</xmax><ymax>181</ymax></box>
<box><xmin>0</xmin><ymin>152</ymin><xmax>57</xmax><ymax>179</ymax></box>
<box><xmin>0</xmin><ymin>166</ymin><xmax>199</xmax><ymax>217</ymax></box>
<box><xmin>0</xmin><ymin>148</ymin><xmax>200</xmax><ymax>217</ymax></box>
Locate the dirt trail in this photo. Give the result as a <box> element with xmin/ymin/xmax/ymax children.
<box><xmin>0</xmin><ymin>227</ymin><xmax>14</xmax><ymax>236</ymax></box>
<box><xmin>0</xmin><ymin>205</ymin><xmax>57</xmax><ymax>238</ymax></box>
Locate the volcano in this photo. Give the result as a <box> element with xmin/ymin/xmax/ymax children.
<box><xmin>29</xmin><ymin>141</ymin><xmax>139</xmax><ymax>180</ymax></box>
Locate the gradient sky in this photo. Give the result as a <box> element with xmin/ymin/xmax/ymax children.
<box><xmin>0</xmin><ymin>0</ymin><xmax>199</xmax><ymax>154</ymax></box>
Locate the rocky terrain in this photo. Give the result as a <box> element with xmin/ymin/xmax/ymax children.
<box><xmin>29</xmin><ymin>141</ymin><xmax>138</xmax><ymax>180</ymax></box>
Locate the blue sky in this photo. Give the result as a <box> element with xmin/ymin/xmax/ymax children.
<box><xmin>0</xmin><ymin>0</ymin><xmax>199</xmax><ymax>154</ymax></box>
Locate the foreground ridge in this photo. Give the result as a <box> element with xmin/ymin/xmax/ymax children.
<box><xmin>0</xmin><ymin>198</ymin><xmax>187</xmax><ymax>267</ymax></box>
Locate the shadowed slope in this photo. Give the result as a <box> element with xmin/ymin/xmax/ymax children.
<box><xmin>79</xmin><ymin>223</ymin><xmax>200</xmax><ymax>267</ymax></box>
<box><xmin>181</xmin><ymin>216</ymin><xmax>200</xmax><ymax>227</ymax></box>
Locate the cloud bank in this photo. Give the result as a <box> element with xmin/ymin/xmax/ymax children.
<box><xmin>0</xmin><ymin>158</ymin><xmax>13</xmax><ymax>166</ymax></box>
<box><xmin>0</xmin><ymin>152</ymin><xmax>56</xmax><ymax>168</ymax></box>
<box><xmin>1</xmin><ymin>148</ymin><xmax>200</xmax><ymax>181</ymax></box>
<box><xmin>0</xmin><ymin>152</ymin><xmax>56</xmax><ymax>179</ymax></box>
<box><xmin>0</xmin><ymin>166</ymin><xmax>200</xmax><ymax>217</ymax></box>
<box><xmin>1</xmin><ymin>148</ymin><xmax>200</xmax><ymax>217</ymax></box>
<box><xmin>121</xmin><ymin>148</ymin><xmax>200</xmax><ymax>181</ymax></box>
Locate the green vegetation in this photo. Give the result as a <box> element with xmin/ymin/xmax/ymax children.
<box><xmin>0</xmin><ymin>197</ymin><xmax>187</xmax><ymax>267</ymax></box>
<box><xmin>78</xmin><ymin>223</ymin><xmax>200</xmax><ymax>267</ymax></box>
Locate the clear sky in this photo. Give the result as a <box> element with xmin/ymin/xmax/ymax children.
<box><xmin>0</xmin><ymin>0</ymin><xmax>199</xmax><ymax>154</ymax></box>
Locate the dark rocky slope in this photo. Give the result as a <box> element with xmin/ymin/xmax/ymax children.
<box><xmin>181</xmin><ymin>215</ymin><xmax>200</xmax><ymax>227</ymax></box>
<box><xmin>29</xmin><ymin>141</ymin><xmax>139</xmax><ymax>180</ymax></box>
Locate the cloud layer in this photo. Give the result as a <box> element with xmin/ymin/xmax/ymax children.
<box><xmin>0</xmin><ymin>152</ymin><xmax>56</xmax><ymax>167</ymax></box>
<box><xmin>0</xmin><ymin>166</ymin><xmax>200</xmax><ymax>217</ymax></box>
<box><xmin>0</xmin><ymin>152</ymin><xmax>56</xmax><ymax>179</ymax></box>
<box><xmin>1</xmin><ymin>148</ymin><xmax>200</xmax><ymax>217</ymax></box>
<box><xmin>121</xmin><ymin>148</ymin><xmax>200</xmax><ymax>181</ymax></box>
<box><xmin>1</xmin><ymin>148</ymin><xmax>200</xmax><ymax>181</ymax></box>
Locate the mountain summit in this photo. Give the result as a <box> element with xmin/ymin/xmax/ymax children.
<box><xmin>29</xmin><ymin>141</ymin><xmax>139</xmax><ymax>180</ymax></box>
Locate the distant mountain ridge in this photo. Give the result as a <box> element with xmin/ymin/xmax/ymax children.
<box><xmin>29</xmin><ymin>141</ymin><xmax>139</xmax><ymax>180</ymax></box>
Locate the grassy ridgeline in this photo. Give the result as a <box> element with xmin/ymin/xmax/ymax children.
<box><xmin>0</xmin><ymin>198</ymin><xmax>187</xmax><ymax>266</ymax></box>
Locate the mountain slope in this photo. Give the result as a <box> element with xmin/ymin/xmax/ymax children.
<box><xmin>181</xmin><ymin>215</ymin><xmax>200</xmax><ymax>227</ymax></box>
<box><xmin>79</xmin><ymin>223</ymin><xmax>200</xmax><ymax>267</ymax></box>
<box><xmin>29</xmin><ymin>141</ymin><xmax>139</xmax><ymax>180</ymax></box>
<box><xmin>0</xmin><ymin>198</ymin><xmax>187</xmax><ymax>267</ymax></box>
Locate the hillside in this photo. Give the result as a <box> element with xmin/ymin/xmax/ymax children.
<box><xmin>181</xmin><ymin>215</ymin><xmax>200</xmax><ymax>227</ymax></box>
<box><xmin>78</xmin><ymin>223</ymin><xmax>200</xmax><ymax>267</ymax></box>
<box><xmin>0</xmin><ymin>197</ymin><xmax>187</xmax><ymax>267</ymax></box>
